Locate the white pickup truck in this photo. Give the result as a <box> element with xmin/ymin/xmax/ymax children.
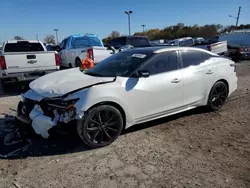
<box><xmin>0</xmin><ymin>40</ymin><xmax>60</xmax><ymax>91</ymax></box>
<box><xmin>58</xmin><ymin>34</ymin><xmax>113</xmax><ymax>68</ymax></box>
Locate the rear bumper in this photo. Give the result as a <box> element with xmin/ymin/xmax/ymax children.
<box><xmin>1</xmin><ymin>69</ymin><xmax>58</xmax><ymax>83</ymax></box>
<box><xmin>239</xmin><ymin>52</ymin><xmax>250</xmax><ymax>59</ymax></box>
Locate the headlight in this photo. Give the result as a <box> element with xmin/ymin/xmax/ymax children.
<box><xmin>46</xmin><ymin>98</ymin><xmax>79</xmax><ymax>110</ymax></box>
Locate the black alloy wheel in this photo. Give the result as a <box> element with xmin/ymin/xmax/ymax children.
<box><xmin>207</xmin><ymin>81</ymin><xmax>228</xmax><ymax>111</ymax></box>
<box><xmin>77</xmin><ymin>105</ymin><xmax>123</xmax><ymax>148</ymax></box>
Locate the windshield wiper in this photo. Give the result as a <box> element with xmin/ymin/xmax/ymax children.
<box><xmin>84</xmin><ymin>72</ymin><xmax>103</xmax><ymax>77</ymax></box>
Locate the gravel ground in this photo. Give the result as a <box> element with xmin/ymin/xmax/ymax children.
<box><xmin>0</xmin><ymin>61</ymin><xmax>250</xmax><ymax>188</ymax></box>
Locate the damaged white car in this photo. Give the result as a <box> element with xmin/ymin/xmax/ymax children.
<box><xmin>16</xmin><ymin>47</ymin><xmax>237</xmax><ymax>148</ymax></box>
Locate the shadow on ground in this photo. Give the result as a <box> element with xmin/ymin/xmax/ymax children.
<box><xmin>0</xmin><ymin>107</ymin><xmax>210</xmax><ymax>159</ymax></box>
<box><xmin>0</xmin><ymin>117</ymin><xmax>90</xmax><ymax>159</ymax></box>
<box><xmin>0</xmin><ymin>82</ymin><xmax>30</xmax><ymax>98</ymax></box>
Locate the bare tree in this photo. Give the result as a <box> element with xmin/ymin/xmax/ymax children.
<box><xmin>109</xmin><ymin>31</ymin><xmax>120</xmax><ymax>38</ymax></box>
<box><xmin>14</xmin><ymin>36</ymin><xmax>23</xmax><ymax>40</ymax></box>
<box><xmin>44</xmin><ymin>35</ymin><xmax>56</xmax><ymax>44</ymax></box>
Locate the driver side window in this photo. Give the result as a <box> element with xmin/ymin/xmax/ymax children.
<box><xmin>142</xmin><ymin>51</ymin><xmax>179</xmax><ymax>75</ymax></box>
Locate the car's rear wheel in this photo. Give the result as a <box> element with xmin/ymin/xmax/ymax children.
<box><xmin>77</xmin><ymin>105</ymin><xmax>123</xmax><ymax>148</ymax></box>
<box><xmin>207</xmin><ymin>81</ymin><xmax>228</xmax><ymax>111</ymax></box>
<box><xmin>75</xmin><ymin>58</ymin><xmax>81</xmax><ymax>67</ymax></box>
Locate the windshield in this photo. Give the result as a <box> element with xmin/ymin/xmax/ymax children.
<box><xmin>71</xmin><ymin>36</ymin><xmax>103</xmax><ymax>48</ymax></box>
<box><xmin>85</xmin><ymin>50</ymin><xmax>153</xmax><ymax>77</ymax></box>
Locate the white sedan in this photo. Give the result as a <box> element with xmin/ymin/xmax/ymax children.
<box><xmin>16</xmin><ymin>47</ymin><xmax>238</xmax><ymax>148</ymax></box>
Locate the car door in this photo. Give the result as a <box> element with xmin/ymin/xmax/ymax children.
<box><xmin>59</xmin><ymin>39</ymin><xmax>67</xmax><ymax>66</ymax></box>
<box><xmin>180</xmin><ymin>50</ymin><xmax>216</xmax><ymax>106</ymax></box>
<box><xmin>128</xmin><ymin>51</ymin><xmax>184</xmax><ymax>122</ymax></box>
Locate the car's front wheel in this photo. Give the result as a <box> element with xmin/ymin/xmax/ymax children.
<box><xmin>77</xmin><ymin>105</ymin><xmax>123</xmax><ymax>148</ymax></box>
<box><xmin>207</xmin><ymin>81</ymin><xmax>228</xmax><ymax>111</ymax></box>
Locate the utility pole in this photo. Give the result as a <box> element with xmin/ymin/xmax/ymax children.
<box><xmin>141</xmin><ymin>24</ymin><xmax>146</xmax><ymax>32</ymax></box>
<box><xmin>54</xmin><ymin>29</ymin><xmax>59</xmax><ymax>44</ymax></box>
<box><xmin>36</xmin><ymin>34</ymin><xmax>39</xmax><ymax>40</ymax></box>
<box><xmin>125</xmin><ymin>11</ymin><xmax>133</xmax><ymax>36</ymax></box>
<box><xmin>229</xmin><ymin>6</ymin><xmax>241</xmax><ymax>27</ymax></box>
<box><xmin>236</xmin><ymin>6</ymin><xmax>241</xmax><ymax>27</ymax></box>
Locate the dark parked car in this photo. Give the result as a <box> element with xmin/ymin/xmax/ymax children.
<box><xmin>217</xmin><ymin>30</ymin><xmax>250</xmax><ymax>61</ymax></box>
<box><xmin>107</xmin><ymin>36</ymin><xmax>151</xmax><ymax>50</ymax></box>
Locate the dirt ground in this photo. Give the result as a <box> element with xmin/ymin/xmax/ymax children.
<box><xmin>0</xmin><ymin>61</ymin><xmax>250</xmax><ymax>188</ymax></box>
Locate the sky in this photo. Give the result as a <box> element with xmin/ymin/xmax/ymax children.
<box><xmin>0</xmin><ymin>0</ymin><xmax>249</xmax><ymax>43</ymax></box>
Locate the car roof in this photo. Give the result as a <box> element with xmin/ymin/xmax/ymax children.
<box><xmin>122</xmin><ymin>46</ymin><xmax>217</xmax><ymax>55</ymax></box>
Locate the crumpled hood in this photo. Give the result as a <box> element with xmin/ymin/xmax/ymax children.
<box><xmin>29</xmin><ymin>68</ymin><xmax>115</xmax><ymax>98</ymax></box>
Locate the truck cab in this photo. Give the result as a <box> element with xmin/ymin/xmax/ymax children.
<box><xmin>58</xmin><ymin>34</ymin><xmax>112</xmax><ymax>68</ymax></box>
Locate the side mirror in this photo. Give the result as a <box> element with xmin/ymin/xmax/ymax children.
<box><xmin>138</xmin><ymin>70</ymin><xmax>150</xmax><ymax>78</ymax></box>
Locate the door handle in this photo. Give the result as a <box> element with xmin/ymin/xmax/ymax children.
<box><xmin>206</xmin><ymin>70</ymin><xmax>213</xmax><ymax>74</ymax></box>
<box><xmin>171</xmin><ymin>78</ymin><xmax>181</xmax><ymax>83</ymax></box>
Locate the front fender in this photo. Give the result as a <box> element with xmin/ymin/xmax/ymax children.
<box><xmin>84</xmin><ymin>96</ymin><xmax>133</xmax><ymax>127</ymax></box>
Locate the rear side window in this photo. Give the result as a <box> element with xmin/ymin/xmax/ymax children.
<box><xmin>142</xmin><ymin>51</ymin><xmax>179</xmax><ymax>75</ymax></box>
<box><xmin>4</xmin><ymin>42</ymin><xmax>44</xmax><ymax>52</ymax></box>
<box><xmin>202</xmin><ymin>52</ymin><xmax>211</xmax><ymax>61</ymax></box>
<box><xmin>126</xmin><ymin>37</ymin><xmax>150</xmax><ymax>47</ymax></box>
<box><xmin>181</xmin><ymin>50</ymin><xmax>203</xmax><ymax>68</ymax></box>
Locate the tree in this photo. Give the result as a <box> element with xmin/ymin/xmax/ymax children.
<box><xmin>109</xmin><ymin>31</ymin><xmax>120</xmax><ymax>38</ymax></box>
<box><xmin>44</xmin><ymin>35</ymin><xmax>56</xmax><ymax>44</ymax></box>
<box><xmin>14</xmin><ymin>36</ymin><xmax>23</xmax><ymax>40</ymax></box>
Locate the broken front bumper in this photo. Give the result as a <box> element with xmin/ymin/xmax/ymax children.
<box><xmin>16</xmin><ymin>97</ymin><xmax>80</xmax><ymax>138</ymax></box>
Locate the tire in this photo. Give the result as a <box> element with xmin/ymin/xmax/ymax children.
<box><xmin>207</xmin><ymin>81</ymin><xmax>228</xmax><ymax>111</ymax></box>
<box><xmin>15</xmin><ymin>101</ymin><xmax>36</xmax><ymax>136</ymax></box>
<box><xmin>77</xmin><ymin>105</ymin><xmax>123</xmax><ymax>148</ymax></box>
<box><xmin>75</xmin><ymin>58</ymin><xmax>81</xmax><ymax>67</ymax></box>
<box><xmin>0</xmin><ymin>78</ymin><xmax>8</xmax><ymax>93</ymax></box>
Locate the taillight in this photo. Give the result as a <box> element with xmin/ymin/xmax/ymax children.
<box><xmin>87</xmin><ymin>48</ymin><xmax>94</xmax><ymax>61</ymax></box>
<box><xmin>55</xmin><ymin>53</ymin><xmax>60</xmax><ymax>66</ymax></box>
<box><xmin>248</xmin><ymin>48</ymin><xmax>250</xmax><ymax>52</ymax></box>
<box><xmin>239</xmin><ymin>48</ymin><xmax>243</xmax><ymax>52</ymax></box>
<box><xmin>0</xmin><ymin>56</ymin><xmax>7</xmax><ymax>70</ymax></box>
<box><xmin>207</xmin><ymin>46</ymin><xmax>211</xmax><ymax>51</ymax></box>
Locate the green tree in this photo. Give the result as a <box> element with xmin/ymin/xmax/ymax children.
<box><xmin>44</xmin><ymin>35</ymin><xmax>56</xmax><ymax>44</ymax></box>
<box><xmin>14</xmin><ymin>36</ymin><xmax>23</xmax><ymax>40</ymax></box>
<box><xmin>109</xmin><ymin>31</ymin><xmax>120</xmax><ymax>38</ymax></box>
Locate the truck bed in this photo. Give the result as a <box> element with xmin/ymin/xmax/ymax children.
<box><xmin>194</xmin><ymin>41</ymin><xmax>228</xmax><ymax>55</ymax></box>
